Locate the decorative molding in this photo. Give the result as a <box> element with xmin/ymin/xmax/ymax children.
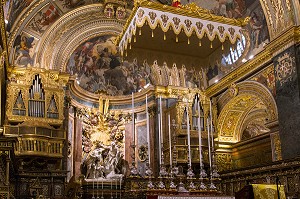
<box><xmin>206</xmin><ymin>26</ymin><xmax>299</xmax><ymax>98</ymax></box>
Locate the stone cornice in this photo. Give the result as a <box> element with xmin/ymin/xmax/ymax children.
<box><xmin>206</xmin><ymin>26</ymin><xmax>300</xmax><ymax>97</ymax></box>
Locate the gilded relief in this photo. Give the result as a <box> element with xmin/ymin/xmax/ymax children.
<box><xmin>220</xmin><ymin>111</ymin><xmax>242</xmax><ymax>136</ymax></box>
<box><xmin>274</xmin><ymin>52</ymin><xmax>296</xmax><ymax>87</ymax></box>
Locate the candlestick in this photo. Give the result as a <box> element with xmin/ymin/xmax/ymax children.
<box><xmin>146</xmin><ymin>94</ymin><xmax>150</xmax><ymax>164</ymax></box>
<box><xmin>207</xmin><ymin>118</ymin><xmax>212</xmax><ymax>174</ymax></box>
<box><xmin>197</xmin><ymin>103</ymin><xmax>202</xmax><ymax>168</ymax></box>
<box><xmin>186</xmin><ymin>104</ymin><xmax>191</xmax><ymax>167</ymax></box>
<box><xmin>97</xmin><ymin>178</ymin><xmax>99</xmax><ymax>198</ymax></box>
<box><xmin>198</xmin><ymin>103</ymin><xmax>207</xmax><ymax>178</ymax></box>
<box><xmin>111</xmin><ymin>180</ymin><xmax>112</xmax><ymax>199</ymax></box>
<box><xmin>115</xmin><ymin>179</ymin><xmax>117</xmax><ymax>199</ymax></box>
<box><xmin>132</xmin><ymin>92</ymin><xmax>135</xmax><ymax>144</ymax></box>
<box><xmin>159</xmin><ymin>96</ymin><xmax>163</xmax><ymax>145</ymax></box>
<box><xmin>158</xmin><ymin>112</ymin><xmax>161</xmax><ymax>165</ymax></box>
<box><xmin>130</xmin><ymin>92</ymin><xmax>138</xmax><ymax>176</ymax></box>
<box><xmin>168</xmin><ymin>113</ymin><xmax>172</xmax><ymax>168</ymax></box>
<box><xmin>101</xmin><ymin>180</ymin><xmax>104</xmax><ymax>199</ymax></box>
<box><xmin>209</xmin><ymin>100</ymin><xmax>214</xmax><ymax>151</ymax></box>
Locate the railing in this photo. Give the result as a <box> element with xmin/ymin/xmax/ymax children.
<box><xmin>4</xmin><ymin>125</ymin><xmax>64</xmax><ymax>158</ymax></box>
<box><xmin>219</xmin><ymin>158</ymin><xmax>300</xmax><ymax>197</ymax></box>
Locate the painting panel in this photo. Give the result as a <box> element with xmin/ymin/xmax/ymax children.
<box><xmin>13</xmin><ymin>32</ymin><xmax>38</xmax><ymax>67</ymax></box>
<box><xmin>246</xmin><ymin>4</ymin><xmax>269</xmax><ymax>52</ymax></box>
<box><xmin>26</xmin><ymin>3</ymin><xmax>61</xmax><ymax>34</ymax></box>
<box><xmin>55</xmin><ymin>0</ymin><xmax>101</xmax><ymax>13</ymax></box>
<box><xmin>6</xmin><ymin>0</ymin><xmax>34</xmax><ymax>32</ymax></box>
<box><xmin>67</xmin><ymin>35</ymin><xmax>152</xmax><ymax>95</ymax></box>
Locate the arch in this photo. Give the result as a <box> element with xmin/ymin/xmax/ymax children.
<box><xmin>217</xmin><ymin>81</ymin><xmax>278</xmax><ymax>142</ymax></box>
<box><xmin>34</xmin><ymin>4</ymin><xmax>124</xmax><ymax>71</ymax></box>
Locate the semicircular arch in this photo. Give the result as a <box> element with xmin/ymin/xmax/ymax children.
<box><xmin>217</xmin><ymin>80</ymin><xmax>278</xmax><ymax>142</ymax></box>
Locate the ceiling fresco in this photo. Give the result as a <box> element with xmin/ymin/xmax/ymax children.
<box><xmin>67</xmin><ymin>35</ymin><xmax>152</xmax><ymax>95</ymax></box>
<box><xmin>4</xmin><ymin>0</ymin><xmax>271</xmax><ymax>95</ymax></box>
<box><xmin>67</xmin><ymin>35</ymin><xmax>203</xmax><ymax>95</ymax></box>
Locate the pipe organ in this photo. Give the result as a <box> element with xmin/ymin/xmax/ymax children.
<box><xmin>28</xmin><ymin>74</ymin><xmax>45</xmax><ymax>118</ymax></box>
<box><xmin>4</xmin><ymin>68</ymin><xmax>69</xmax><ymax>157</ymax></box>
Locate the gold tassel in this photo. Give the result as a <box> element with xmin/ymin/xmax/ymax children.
<box><xmin>134</xmin><ymin>36</ymin><xmax>136</xmax><ymax>43</ymax></box>
<box><xmin>164</xmin><ymin>32</ymin><xmax>166</xmax><ymax>40</ymax></box>
<box><xmin>176</xmin><ymin>35</ymin><xmax>178</xmax><ymax>42</ymax></box>
<box><xmin>222</xmin><ymin>43</ymin><xmax>224</xmax><ymax>51</ymax></box>
<box><xmin>210</xmin><ymin>42</ymin><xmax>213</xmax><ymax>49</ymax></box>
<box><xmin>188</xmin><ymin>37</ymin><xmax>190</xmax><ymax>45</ymax></box>
<box><xmin>152</xmin><ymin>30</ymin><xmax>154</xmax><ymax>38</ymax></box>
<box><xmin>125</xmin><ymin>51</ymin><xmax>127</xmax><ymax>57</ymax></box>
<box><xmin>139</xmin><ymin>28</ymin><xmax>142</xmax><ymax>36</ymax></box>
<box><xmin>199</xmin><ymin>40</ymin><xmax>201</xmax><ymax>46</ymax></box>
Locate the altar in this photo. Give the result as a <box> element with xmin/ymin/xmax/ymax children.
<box><xmin>72</xmin><ymin>0</ymin><xmax>249</xmax><ymax>198</ymax></box>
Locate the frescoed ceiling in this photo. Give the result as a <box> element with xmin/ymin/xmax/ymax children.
<box><xmin>2</xmin><ymin>0</ymin><xmax>297</xmax><ymax>96</ymax></box>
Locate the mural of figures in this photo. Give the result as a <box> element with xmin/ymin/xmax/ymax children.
<box><xmin>6</xmin><ymin>0</ymin><xmax>34</xmax><ymax>32</ymax></box>
<box><xmin>55</xmin><ymin>0</ymin><xmax>101</xmax><ymax>13</ymax></box>
<box><xmin>26</xmin><ymin>4</ymin><xmax>61</xmax><ymax>34</ymax></box>
<box><xmin>67</xmin><ymin>35</ymin><xmax>152</xmax><ymax>95</ymax></box>
<box><xmin>67</xmin><ymin>35</ymin><xmax>205</xmax><ymax>95</ymax></box>
<box><xmin>13</xmin><ymin>32</ymin><xmax>38</xmax><ymax>67</ymax></box>
<box><xmin>247</xmin><ymin>6</ymin><xmax>269</xmax><ymax>52</ymax></box>
<box><xmin>3</xmin><ymin>0</ymin><xmax>12</xmax><ymax>22</ymax></box>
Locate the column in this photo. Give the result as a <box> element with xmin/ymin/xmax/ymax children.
<box><xmin>274</xmin><ymin>45</ymin><xmax>300</xmax><ymax>159</ymax></box>
<box><xmin>73</xmin><ymin>107</ymin><xmax>83</xmax><ymax>178</ymax></box>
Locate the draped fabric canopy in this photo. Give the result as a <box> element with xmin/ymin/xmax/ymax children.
<box><xmin>117</xmin><ymin>1</ymin><xmax>249</xmax><ymax>62</ymax></box>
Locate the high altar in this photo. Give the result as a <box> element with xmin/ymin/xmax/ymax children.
<box><xmin>0</xmin><ymin>0</ymin><xmax>300</xmax><ymax>198</ymax></box>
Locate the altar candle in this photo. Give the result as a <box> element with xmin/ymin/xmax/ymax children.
<box><xmin>159</xmin><ymin>96</ymin><xmax>163</xmax><ymax>144</ymax></box>
<box><xmin>197</xmin><ymin>103</ymin><xmax>202</xmax><ymax>168</ymax></box>
<box><xmin>132</xmin><ymin>92</ymin><xmax>135</xmax><ymax>144</ymax></box>
<box><xmin>158</xmin><ymin>113</ymin><xmax>161</xmax><ymax>165</ymax></box>
<box><xmin>207</xmin><ymin>118</ymin><xmax>212</xmax><ymax>172</ymax></box>
<box><xmin>209</xmin><ymin>100</ymin><xmax>214</xmax><ymax>151</ymax></box>
<box><xmin>146</xmin><ymin>94</ymin><xmax>151</xmax><ymax>164</ymax></box>
<box><xmin>187</xmin><ymin>103</ymin><xmax>192</xmax><ymax>167</ymax></box>
<box><xmin>115</xmin><ymin>179</ymin><xmax>117</xmax><ymax>198</ymax></box>
<box><xmin>168</xmin><ymin>113</ymin><xmax>172</xmax><ymax>167</ymax></box>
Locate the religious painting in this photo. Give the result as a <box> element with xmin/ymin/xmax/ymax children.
<box><xmin>250</xmin><ymin>65</ymin><xmax>276</xmax><ymax>96</ymax></box>
<box><xmin>26</xmin><ymin>3</ymin><xmax>61</xmax><ymax>34</ymax></box>
<box><xmin>3</xmin><ymin>0</ymin><xmax>12</xmax><ymax>22</ymax></box>
<box><xmin>185</xmin><ymin>67</ymin><xmax>200</xmax><ymax>88</ymax></box>
<box><xmin>67</xmin><ymin>35</ymin><xmax>152</xmax><ymax>95</ymax></box>
<box><xmin>55</xmin><ymin>0</ymin><xmax>100</xmax><ymax>13</ymax></box>
<box><xmin>246</xmin><ymin>4</ymin><xmax>269</xmax><ymax>52</ymax></box>
<box><xmin>6</xmin><ymin>0</ymin><xmax>34</xmax><ymax>32</ymax></box>
<box><xmin>13</xmin><ymin>32</ymin><xmax>38</xmax><ymax>67</ymax></box>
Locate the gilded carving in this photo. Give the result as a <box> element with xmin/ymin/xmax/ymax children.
<box><xmin>228</xmin><ymin>83</ymin><xmax>238</xmax><ymax>97</ymax></box>
<box><xmin>271</xmin><ymin>132</ymin><xmax>282</xmax><ymax>161</ymax></box>
<box><xmin>275</xmin><ymin>52</ymin><xmax>296</xmax><ymax>86</ymax></box>
<box><xmin>5</xmin><ymin>67</ymin><xmax>68</xmax><ymax>124</ymax></box>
